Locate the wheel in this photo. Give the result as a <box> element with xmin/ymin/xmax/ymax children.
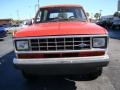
<box><xmin>22</xmin><ymin>71</ymin><xmax>36</xmax><ymax>80</ymax></box>
<box><xmin>112</xmin><ymin>25</ymin><xmax>115</xmax><ymax>29</ymax></box>
<box><xmin>116</xmin><ymin>26</ymin><xmax>119</xmax><ymax>30</ymax></box>
<box><xmin>82</xmin><ymin>68</ymin><xmax>102</xmax><ymax>80</ymax></box>
<box><xmin>0</xmin><ymin>38</ymin><xmax>4</xmax><ymax>41</ymax></box>
<box><xmin>62</xmin><ymin>68</ymin><xmax>103</xmax><ymax>81</ymax></box>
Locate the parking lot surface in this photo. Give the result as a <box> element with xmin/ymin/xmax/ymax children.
<box><xmin>0</xmin><ymin>30</ymin><xmax>120</xmax><ymax>90</ymax></box>
<box><xmin>0</xmin><ymin>36</ymin><xmax>13</xmax><ymax>58</ymax></box>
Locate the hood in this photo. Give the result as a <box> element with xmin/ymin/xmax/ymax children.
<box><xmin>14</xmin><ymin>21</ymin><xmax>107</xmax><ymax>38</ymax></box>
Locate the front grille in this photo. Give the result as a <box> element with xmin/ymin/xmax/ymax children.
<box><xmin>29</xmin><ymin>36</ymin><xmax>91</xmax><ymax>51</ymax></box>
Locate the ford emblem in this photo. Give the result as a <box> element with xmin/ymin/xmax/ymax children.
<box><xmin>79</xmin><ymin>43</ymin><xmax>89</xmax><ymax>48</ymax></box>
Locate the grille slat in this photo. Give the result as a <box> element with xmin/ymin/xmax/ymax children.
<box><xmin>30</xmin><ymin>36</ymin><xmax>91</xmax><ymax>51</ymax></box>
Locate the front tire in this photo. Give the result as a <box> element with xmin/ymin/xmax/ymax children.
<box><xmin>0</xmin><ymin>38</ymin><xmax>4</xmax><ymax>41</ymax></box>
<box><xmin>22</xmin><ymin>71</ymin><xmax>36</xmax><ymax>80</ymax></box>
<box><xmin>112</xmin><ymin>25</ymin><xmax>115</xmax><ymax>29</ymax></box>
<box><xmin>84</xmin><ymin>68</ymin><xmax>102</xmax><ymax>80</ymax></box>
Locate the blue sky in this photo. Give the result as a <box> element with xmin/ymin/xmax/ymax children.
<box><xmin>0</xmin><ymin>0</ymin><xmax>118</xmax><ymax>20</ymax></box>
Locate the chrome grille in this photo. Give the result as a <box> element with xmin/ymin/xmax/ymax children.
<box><xmin>29</xmin><ymin>36</ymin><xmax>91</xmax><ymax>51</ymax></box>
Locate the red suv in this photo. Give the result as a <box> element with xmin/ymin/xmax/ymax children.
<box><xmin>13</xmin><ymin>4</ymin><xmax>109</xmax><ymax>79</ymax></box>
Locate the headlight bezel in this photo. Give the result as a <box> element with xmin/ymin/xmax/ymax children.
<box><xmin>15</xmin><ymin>40</ymin><xmax>29</xmax><ymax>51</ymax></box>
<box><xmin>92</xmin><ymin>37</ymin><xmax>108</xmax><ymax>48</ymax></box>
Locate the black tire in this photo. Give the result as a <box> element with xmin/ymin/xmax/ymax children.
<box><xmin>0</xmin><ymin>39</ymin><xmax>4</xmax><ymax>41</ymax></box>
<box><xmin>112</xmin><ymin>25</ymin><xmax>115</xmax><ymax>29</ymax></box>
<box><xmin>62</xmin><ymin>68</ymin><xmax>102</xmax><ymax>81</ymax></box>
<box><xmin>22</xmin><ymin>71</ymin><xmax>36</xmax><ymax>80</ymax></box>
<box><xmin>82</xmin><ymin>68</ymin><xmax>102</xmax><ymax>80</ymax></box>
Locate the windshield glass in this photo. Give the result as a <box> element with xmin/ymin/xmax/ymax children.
<box><xmin>35</xmin><ymin>7</ymin><xmax>87</xmax><ymax>23</ymax></box>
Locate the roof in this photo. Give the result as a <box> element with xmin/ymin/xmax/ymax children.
<box><xmin>40</xmin><ymin>4</ymin><xmax>82</xmax><ymax>9</ymax></box>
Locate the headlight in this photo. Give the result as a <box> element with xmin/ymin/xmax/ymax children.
<box><xmin>15</xmin><ymin>40</ymin><xmax>29</xmax><ymax>51</ymax></box>
<box><xmin>92</xmin><ymin>37</ymin><xmax>107</xmax><ymax>48</ymax></box>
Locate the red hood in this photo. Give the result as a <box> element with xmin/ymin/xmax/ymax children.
<box><xmin>14</xmin><ymin>22</ymin><xmax>107</xmax><ymax>38</ymax></box>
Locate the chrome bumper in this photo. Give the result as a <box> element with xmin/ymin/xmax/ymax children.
<box><xmin>13</xmin><ymin>55</ymin><xmax>109</xmax><ymax>65</ymax></box>
<box><xmin>13</xmin><ymin>55</ymin><xmax>109</xmax><ymax>74</ymax></box>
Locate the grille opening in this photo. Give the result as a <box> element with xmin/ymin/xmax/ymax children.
<box><xmin>48</xmin><ymin>38</ymin><xmax>55</xmax><ymax>42</ymax></box>
<box><xmin>40</xmin><ymin>43</ymin><xmax>47</xmax><ymax>46</ymax></box>
<box><xmin>74</xmin><ymin>37</ymin><xmax>81</xmax><ymax>41</ymax></box>
<box><xmin>31</xmin><ymin>39</ymin><xmax>38</xmax><ymax>43</ymax></box>
<box><xmin>48</xmin><ymin>47</ymin><xmax>56</xmax><ymax>50</ymax></box>
<box><xmin>65</xmin><ymin>46</ymin><xmax>73</xmax><ymax>50</ymax></box>
<box><xmin>31</xmin><ymin>43</ymin><xmax>39</xmax><ymax>46</ymax></box>
<box><xmin>29</xmin><ymin>36</ymin><xmax>91</xmax><ymax>51</ymax></box>
<box><xmin>44</xmin><ymin>53</ymin><xmax>79</xmax><ymax>58</ymax></box>
<box><xmin>31</xmin><ymin>47</ymin><xmax>39</xmax><ymax>51</ymax></box>
<box><xmin>57</xmin><ymin>42</ymin><xmax>64</xmax><ymax>46</ymax></box>
<box><xmin>56</xmin><ymin>38</ymin><xmax>64</xmax><ymax>42</ymax></box>
<box><xmin>39</xmin><ymin>39</ymin><xmax>47</xmax><ymax>42</ymax></box>
<box><xmin>57</xmin><ymin>46</ymin><xmax>64</xmax><ymax>50</ymax></box>
<box><xmin>65</xmin><ymin>38</ymin><xmax>73</xmax><ymax>41</ymax></box>
<box><xmin>65</xmin><ymin>42</ymin><xmax>73</xmax><ymax>45</ymax></box>
<box><xmin>17</xmin><ymin>51</ymin><xmax>105</xmax><ymax>59</ymax></box>
<box><xmin>74</xmin><ymin>46</ymin><xmax>81</xmax><ymax>50</ymax></box>
<box><xmin>48</xmin><ymin>43</ymin><xmax>56</xmax><ymax>46</ymax></box>
<box><xmin>44</xmin><ymin>54</ymin><xmax>60</xmax><ymax>58</ymax></box>
<box><xmin>83</xmin><ymin>37</ymin><xmax>90</xmax><ymax>41</ymax></box>
<box><xmin>40</xmin><ymin>47</ymin><xmax>47</xmax><ymax>51</ymax></box>
<box><xmin>74</xmin><ymin>42</ymin><xmax>80</xmax><ymax>45</ymax></box>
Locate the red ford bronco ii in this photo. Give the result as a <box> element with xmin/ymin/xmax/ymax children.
<box><xmin>13</xmin><ymin>4</ymin><xmax>109</xmax><ymax>79</ymax></box>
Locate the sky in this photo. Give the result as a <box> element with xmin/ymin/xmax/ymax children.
<box><xmin>0</xmin><ymin>0</ymin><xmax>118</xmax><ymax>20</ymax></box>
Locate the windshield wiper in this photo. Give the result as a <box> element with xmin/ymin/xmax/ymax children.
<box><xmin>69</xmin><ymin>18</ymin><xmax>87</xmax><ymax>22</ymax></box>
<box><xmin>49</xmin><ymin>18</ymin><xmax>61</xmax><ymax>22</ymax></box>
<box><xmin>45</xmin><ymin>18</ymin><xmax>87</xmax><ymax>22</ymax></box>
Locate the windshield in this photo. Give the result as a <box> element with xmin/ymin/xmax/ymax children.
<box><xmin>35</xmin><ymin>7</ymin><xmax>87</xmax><ymax>23</ymax></box>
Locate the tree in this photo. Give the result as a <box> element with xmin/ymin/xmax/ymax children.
<box><xmin>94</xmin><ymin>13</ymin><xmax>101</xmax><ymax>20</ymax></box>
<box><xmin>114</xmin><ymin>12</ymin><xmax>120</xmax><ymax>18</ymax></box>
<box><xmin>86</xmin><ymin>12</ymin><xmax>90</xmax><ymax>17</ymax></box>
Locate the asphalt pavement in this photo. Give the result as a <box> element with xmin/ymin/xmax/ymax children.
<box><xmin>0</xmin><ymin>30</ymin><xmax>120</xmax><ymax>90</ymax></box>
<box><xmin>0</xmin><ymin>35</ymin><xmax>13</xmax><ymax>58</ymax></box>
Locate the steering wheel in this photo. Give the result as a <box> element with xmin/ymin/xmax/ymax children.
<box><xmin>69</xmin><ymin>16</ymin><xmax>75</xmax><ymax>19</ymax></box>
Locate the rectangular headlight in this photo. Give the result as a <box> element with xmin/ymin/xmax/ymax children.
<box><xmin>15</xmin><ymin>40</ymin><xmax>29</xmax><ymax>51</ymax></box>
<box><xmin>92</xmin><ymin>37</ymin><xmax>107</xmax><ymax>48</ymax></box>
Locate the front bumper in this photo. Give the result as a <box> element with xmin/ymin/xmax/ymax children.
<box><xmin>13</xmin><ymin>55</ymin><xmax>109</xmax><ymax>74</ymax></box>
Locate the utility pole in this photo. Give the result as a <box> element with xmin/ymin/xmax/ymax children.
<box><xmin>28</xmin><ymin>5</ymin><xmax>31</xmax><ymax>19</ymax></box>
<box><xmin>38</xmin><ymin>0</ymin><xmax>39</xmax><ymax>9</ymax></box>
<box><xmin>100</xmin><ymin>10</ymin><xmax>102</xmax><ymax>16</ymax></box>
<box><xmin>35</xmin><ymin>4</ymin><xmax>38</xmax><ymax>14</ymax></box>
<box><xmin>16</xmin><ymin>9</ymin><xmax>20</xmax><ymax>20</ymax></box>
<box><xmin>99</xmin><ymin>10</ymin><xmax>102</xmax><ymax>19</ymax></box>
<box><xmin>16</xmin><ymin>9</ymin><xmax>20</xmax><ymax>25</ymax></box>
<box><xmin>118</xmin><ymin>0</ymin><xmax>120</xmax><ymax>11</ymax></box>
<box><xmin>35</xmin><ymin>0</ymin><xmax>40</xmax><ymax>14</ymax></box>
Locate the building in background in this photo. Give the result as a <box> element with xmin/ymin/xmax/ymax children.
<box><xmin>118</xmin><ymin>0</ymin><xmax>120</xmax><ymax>11</ymax></box>
<box><xmin>0</xmin><ymin>19</ymin><xmax>13</xmax><ymax>26</ymax></box>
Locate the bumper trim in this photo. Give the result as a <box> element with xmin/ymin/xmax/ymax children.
<box><xmin>13</xmin><ymin>55</ymin><xmax>109</xmax><ymax>65</ymax></box>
